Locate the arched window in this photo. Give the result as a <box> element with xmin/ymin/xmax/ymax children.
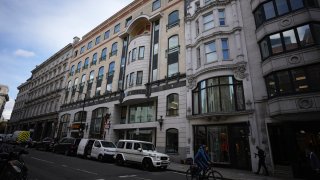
<box><xmin>84</xmin><ymin>57</ymin><xmax>89</xmax><ymax>69</ymax></box>
<box><xmin>101</xmin><ymin>48</ymin><xmax>107</xmax><ymax>61</ymax></box>
<box><xmin>166</xmin><ymin>128</ymin><xmax>178</xmax><ymax>153</ymax></box>
<box><xmin>90</xmin><ymin>107</ymin><xmax>108</xmax><ymax>139</ymax></box>
<box><xmin>77</xmin><ymin>61</ymin><xmax>82</xmax><ymax>73</ymax></box>
<box><xmin>111</xmin><ymin>42</ymin><xmax>118</xmax><ymax>56</ymax></box>
<box><xmin>96</xmin><ymin>67</ymin><xmax>104</xmax><ymax>96</ymax></box>
<box><xmin>98</xmin><ymin>67</ymin><xmax>104</xmax><ymax>80</ymax></box>
<box><xmin>74</xmin><ymin>111</ymin><xmax>87</xmax><ymax>122</ymax></box>
<box><xmin>168</xmin><ymin>10</ymin><xmax>179</xmax><ymax>29</ymax></box>
<box><xmin>67</xmin><ymin>80</ymin><xmax>72</xmax><ymax>89</ymax></box>
<box><xmin>89</xmin><ymin>71</ymin><xmax>95</xmax><ymax>81</ymax></box>
<box><xmin>192</xmin><ymin>76</ymin><xmax>245</xmax><ymax>114</ymax></box>
<box><xmin>167</xmin><ymin>93</ymin><xmax>179</xmax><ymax>116</ymax></box>
<box><xmin>74</xmin><ymin>78</ymin><xmax>79</xmax><ymax>87</ymax></box>
<box><xmin>167</xmin><ymin>35</ymin><xmax>179</xmax><ymax>77</ymax></box>
<box><xmin>106</xmin><ymin>62</ymin><xmax>115</xmax><ymax>92</ymax></box>
<box><xmin>70</xmin><ymin>65</ymin><xmax>75</xmax><ymax>76</ymax></box>
<box><xmin>59</xmin><ymin>114</ymin><xmax>70</xmax><ymax>138</ymax></box>
<box><xmin>81</xmin><ymin>74</ymin><xmax>86</xmax><ymax>84</ymax></box>
<box><xmin>92</xmin><ymin>53</ymin><xmax>98</xmax><ymax>65</ymax></box>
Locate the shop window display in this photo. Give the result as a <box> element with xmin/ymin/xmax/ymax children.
<box><xmin>208</xmin><ymin>126</ymin><xmax>230</xmax><ymax>163</ymax></box>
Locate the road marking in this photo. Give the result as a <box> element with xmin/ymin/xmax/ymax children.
<box><xmin>61</xmin><ymin>164</ymin><xmax>68</xmax><ymax>167</ymax></box>
<box><xmin>75</xmin><ymin>168</ymin><xmax>98</xmax><ymax>175</ymax></box>
<box><xmin>171</xmin><ymin>171</ymin><xmax>186</xmax><ymax>176</ymax></box>
<box><xmin>31</xmin><ymin>157</ymin><xmax>54</xmax><ymax>164</ymax></box>
<box><xmin>119</xmin><ymin>175</ymin><xmax>137</xmax><ymax>178</ymax></box>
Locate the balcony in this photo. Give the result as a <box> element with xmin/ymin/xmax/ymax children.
<box><xmin>166</xmin><ymin>19</ymin><xmax>180</xmax><ymax>30</ymax></box>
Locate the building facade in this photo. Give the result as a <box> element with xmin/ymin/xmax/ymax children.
<box><xmin>9</xmin><ymin>44</ymin><xmax>73</xmax><ymax>141</ymax></box>
<box><xmin>246</xmin><ymin>0</ymin><xmax>320</xmax><ymax>178</ymax></box>
<box><xmin>59</xmin><ymin>0</ymin><xmax>188</xmax><ymax>162</ymax></box>
<box><xmin>0</xmin><ymin>84</ymin><xmax>9</xmax><ymax>118</ymax></box>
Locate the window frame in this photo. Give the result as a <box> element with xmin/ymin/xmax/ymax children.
<box><xmin>152</xmin><ymin>0</ymin><xmax>161</xmax><ymax>11</ymax></box>
<box><xmin>114</xmin><ymin>23</ymin><xmax>120</xmax><ymax>34</ymax></box>
<box><xmin>166</xmin><ymin>93</ymin><xmax>179</xmax><ymax>116</ymax></box>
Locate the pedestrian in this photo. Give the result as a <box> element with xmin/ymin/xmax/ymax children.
<box><xmin>255</xmin><ymin>146</ymin><xmax>269</xmax><ymax>176</ymax></box>
<box><xmin>194</xmin><ymin>144</ymin><xmax>211</xmax><ymax>179</ymax></box>
<box><xmin>306</xmin><ymin>148</ymin><xmax>320</xmax><ymax>179</ymax></box>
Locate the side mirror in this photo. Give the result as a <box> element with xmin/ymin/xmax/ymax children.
<box><xmin>137</xmin><ymin>148</ymin><xmax>142</xmax><ymax>152</ymax></box>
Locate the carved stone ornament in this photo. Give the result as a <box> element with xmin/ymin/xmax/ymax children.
<box><xmin>233</xmin><ymin>61</ymin><xmax>248</xmax><ymax>80</ymax></box>
<box><xmin>279</xmin><ymin>17</ymin><xmax>293</xmax><ymax>27</ymax></box>
<box><xmin>287</xmin><ymin>55</ymin><xmax>301</xmax><ymax>64</ymax></box>
<box><xmin>298</xmin><ymin>98</ymin><xmax>313</xmax><ymax>109</ymax></box>
<box><xmin>187</xmin><ymin>75</ymin><xmax>196</xmax><ymax>89</ymax></box>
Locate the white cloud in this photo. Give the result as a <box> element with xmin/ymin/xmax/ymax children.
<box><xmin>2</xmin><ymin>99</ymin><xmax>15</xmax><ymax>120</ymax></box>
<box><xmin>14</xmin><ymin>49</ymin><xmax>35</xmax><ymax>57</ymax></box>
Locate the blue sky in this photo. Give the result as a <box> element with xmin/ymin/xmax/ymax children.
<box><xmin>0</xmin><ymin>0</ymin><xmax>133</xmax><ymax>119</ymax></box>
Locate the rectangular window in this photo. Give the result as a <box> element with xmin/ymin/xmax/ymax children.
<box><xmin>260</xmin><ymin>38</ymin><xmax>270</xmax><ymax>59</ymax></box>
<box><xmin>270</xmin><ymin>33</ymin><xmax>283</xmax><ymax>54</ymax></box>
<box><xmin>114</xmin><ymin>23</ymin><xmax>120</xmax><ymax>34</ymax></box>
<box><xmin>132</xmin><ymin>48</ymin><xmax>137</xmax><ymax>61</ymax></box>
<box><xmin>203</xmin><ymin>13</ymin><xmax>214</xmax><ymax>31</ymax></box>
<box><xmin>104</xmin><ymin>30</ymin><xmax>110</xmax><ymax>39</ymax></box>
<box><xmin>128</xmin><ymin>51</ymin><xmax>131</xmax><ymax>65</ymax></box>
<box><xmin>125</xmin><ymin>75</ymin><xmax>128</xmax><ymax>89</ymax></box>
<box><xmin>152</xmin><ymin>0</ymin><xmax>161</xmax><ymax>11</ymax></box>
<box><xmin>80</xmin><ymin>46</ymin><xmax>85</xmax><ymax>54</ymax></box>
<box><xmin>87</xmin><ymin>41</ymin><xmax>92</xmax><ymax>50</ymax></box>
<box><xmin>254</xmin><ymin>6</ymin><xmax>264</xmax><ymax>27</ymax></box>
<box><xmin>275</xmin><ymin>0</ymin><xmax>289</xmax><ymax>15</ymax></box>
<box><xmin>196</xmin><ymin>20</ymin><xmax>200</xmax><ymax>35</ymax></box>
<box><xmin>282</xmin><ymin>29</ymin><xmax>298</xmax><ymax>50</ymax></box>
<box><xmin>95</xmin><ymin>36</ymin><xmax>101</xmax><ymax>45</ymax></box>
<box><xmin>129</xmin><ymin>103</ymin><xmax>155</xmax><ymax>123</ymax></box>
<box><xmin>205</xmin><ymin>41</ymin><xmax>217</xmax><ymax>63</ymax></box>
<box><xmin>136</xmin><ymin>71</ymin><xmax>143</xmax><ymax>85</ymax></box>
<box><xmin>263</xmin><ymin>1</ymin><xmax>276</xmax><ymax>20</ymax></box>
<box><xmin>307</xmin><ymin>64</ymin><xmax>320</xmax><ymax>91</ymax></box>
<box><xmin>266</xmin><ymin>75</ymin><xmax>277</xmax><ymax>97</ymax></box>
<box><xmin>196</xmin><ymin>47</ymin><xmax>201</xmax><ymax>67</ymax></box>
<box><xmin>218</xmin><ymin>9</ymin><xmax>225</xmax><ymax>26</ymax></box>
<box><xmin>138</xmin><ymin>46</ymin><xmax>145</xmax><ymax>59</ymax></box>
<box><xmin>129</xmin><ymin>72</ymin><xmax>134</xmax><ymax>86</ymax></box>
<box><xmin>297</xmin><ymin>24</ymin><xmax>314</xmax><ymax>46</ymax></box>
<box><xmin>289</xmin><ymin>0</ymin><xmax>304</xmax><ymax>10</ymax></box>
<box><xmin>125</xmin><ymin>16</ymin><xmax>132</xmax><ymax>27</ymax></box>
<box><xmin>291</xmin><ymin>69</ymin><xmax>308</xmax><ymax>92</ymax></box>
<box><xmin>221</xmin><ymin>38</ymin><xmax>229</xmax><ymax>60</ymax></box>
<box><xmin>276</xmin><ymin>71</ymin><xmax>292</xmax><ymax>94</ymax></box>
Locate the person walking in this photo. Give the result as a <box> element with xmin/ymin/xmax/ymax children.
<box><xmin>255</xmin><ymin>146</ymin><xmax>269</xmax><ymax>176</ymax></box>
<box><xmin>195</xmin><ymin>144</ymin><xmax>211</xmax><ymax>179</ymax></box>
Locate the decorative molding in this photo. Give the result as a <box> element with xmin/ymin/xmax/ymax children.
<box><xmin>233</xmin><ymin>61</ymin><xmax>248</xmax><ymax>80</ymax></box>
<box><xmin>297</xmin><ymin>98</ymin><xmax>313</xmax><ymax>109</ymax></box>
<box><xmin>287</xmin><ymin>55</ymin><xmax>301</xmax><ymax>64</ymax></box>
<box><xmin>279</xmin><ymin>17</ymin><xmax>293</xmax><ymax>27</ymax></box>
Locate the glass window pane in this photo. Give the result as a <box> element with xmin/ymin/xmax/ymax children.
<box><xmin>313</xmin><ymin>24</ymin><xmax>320</xmax><ymax>44</ymax></box>
<box><xmin>169</xmin><ymin>36</ymin><xmax>179</xmax><ymax>49</ymax></box>
<box><xmin>166</xmin><ymin>129</ymin><xmax>178</xmax><ymax>153</ymax></box>
<box><xmin>297</xmin><ymin>24</ymin><xmax>314</xmax><ymax>46</ymax></box>
<box><xmin>220</xmin><ymin>85</ymin><xmax>235</xmax><ymax>111</ymax></box>
<box><xmin>289</xmin><ymin>0</ymin><xmax>304</xmax><ymax>10</ymax></box>
<box><xmin>263</xmin><ymin>2</ymin><xmax>276</xmax><ymax>19</ymax></box>
<box><xmin>205</xmin><ymin>42</ymin><xmax>217</xmax><ymax>62</ymax></box>
<box><xmin>260</xmin><ymin>38</ymin><xmax>270</xmax><ymax>59</ymax></box>
<box><xmin>203</xmin><ymin>13</ymin><xmax>214</xmax><ymax>30</ymax></box>
<box><xmin>207</xmin><ymin>126</ymin><xmax>230</xmax><ymax>163</ymax></box>
<box><xmin>207</xmin><ymin>86</ymin><xmax>220</xmax><ymax>112</ymax></box>
<box><xmin>275</xmin><ymin>0</ymin><xmax>289</xmax><ymax>15</ymax></box>
<box><xmin>168</xmin><ymin>63</ymin><xmax>178</xmax><ymax>77</ymax></box>
<box><xmin>266</xmin><ymin>75</ymin><xmax>277</xmax><ymax>97</ymax></box>
<box><xmin>270</xmin><ymin>33</ymin><xmax>283</xmax><ymax>54</ymax></box>
<box><xmin>200</xmin><ymin>89</ymin><xmax>207</xmax><ymax>113</ymax></box>
<box><xmin>254</xmin><ymin>6</ymin><xmax>264</xmax><ymax>27</ymax></box>
<box><xmin>291</xmin><ymin>69</ymin><xmax>308</xmax><ymax>92</ymax></box>
<box><xmin>168</xmin><ymin>11</ymin><xmax>179</xmax><ymax>25</ymax></box>
<box><xmin>283</xmin><ymin>29</ymin><xmax>298</xmax><ymax>50</ymax></box>
<box><xmin>193</xmin><ymin>91</ymin><xmax>199</xmax><ymax>114</ymax></box>
<box><xmin>235</xmin><ymin>85</ymin><xmax>245</xmax><ymax>110</ymax></box>
<box><xmin>276</xmin><ymin>71</ymin><xmax>292</xmax><ymax>94</ymax></box>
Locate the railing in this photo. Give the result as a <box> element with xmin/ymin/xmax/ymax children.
<box><xmin>109</xmin><ymin>50</ymin><xmax>117</xmax><ymax>57</ymax></box>
<box><xmin>166</xmin><ymin>19</ymin><xmax>180</xmax><ymax>30</ymax></box>
<box><xmin>82</xmin><ymin>64</ymin><xmax>88</xmax><ymax>70</ymax></box>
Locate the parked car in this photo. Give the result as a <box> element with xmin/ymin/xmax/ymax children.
<box><xmin>0</xmin><ymin>134</ymin><xmax>5</xmax><ymax>142</ymax></box>
<box><xmin>4</xmin><ymin>134</ymin><xmax>12</xmax><ymax>143</ymax></box>
<box><xmin>76</xmin><ymin>138</ymin><xmax>95</xmax><ymax>158</ymax></box>
<box><xmin>52</xmin><ymin>137</ymin><xmax>81</xmax><ymax>156</ymax></box>
<box><xmin>90</xmin><ymin>140</ymin><xmax>116</xmax><ymax>162</ymax></box>
<box><xmin>114</xmin><ymin>140</ymin><xmax>170</xmax><ymax>171</ymax></box>
<box><xmin>35</xmin><ymin>137</ymin><xmax>55</xmax><ymax>151</ymax></box>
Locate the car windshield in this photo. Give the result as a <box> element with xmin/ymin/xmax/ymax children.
<box><xmin>101</xmin><ymin>141</ymin><xmax>116</xmax><ymax>148</ymax></box>
<box><xmin>141</xmin><ymin>143</ymin><xmax>155</xmax><ymax>151</ymax></box>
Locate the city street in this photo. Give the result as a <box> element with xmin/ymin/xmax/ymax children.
<box><xmin>24</xmin><ymin>149</ymin><xmax>186</xmax><ymax>180</ymax></box>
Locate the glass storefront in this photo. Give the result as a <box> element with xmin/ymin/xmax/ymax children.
<box><xmin>117</xmin><ymin>128</ymin><xmax>155</xmax><ymax>144</ymax></box>
<box><xmin>194</xmin><ymin>123</ymin><xmax>251</xmax><ymax>170</ymax></box>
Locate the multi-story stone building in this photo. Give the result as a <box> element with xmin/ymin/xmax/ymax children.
<box><xmin>246</xmin><ymin>0</ymin><xmax>320</xmax><ymax>178</ymax></box>
<box><xmin>0</xmin><ymin>84</ymin><xmax>9</xmax><ymax>118</ymax></box>
<box><xmin>9</xmin><ymin>44</ymin><xmax>73</xmax><ymax>140</ymax></box>
<box><xmin>59</xmin><ymin>0</ymin><xmax>187</xmax><ymax>161</ymax></box>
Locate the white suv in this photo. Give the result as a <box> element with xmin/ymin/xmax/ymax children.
<box><xmin>114</xmin><ymin>140</ymin><xmax>170</xmax><ymax>170</ymax></box>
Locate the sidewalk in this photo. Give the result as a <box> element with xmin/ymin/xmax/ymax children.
<box><xmin>167</xmin><ymin>162</ymin><xmax>298</xmax><ymax>180</ymax></box>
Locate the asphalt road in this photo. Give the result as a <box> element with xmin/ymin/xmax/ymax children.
<box><xmin>23</xmin><ymin>148</ymin><xmax>186</xmax><ymax>180</ymax></box>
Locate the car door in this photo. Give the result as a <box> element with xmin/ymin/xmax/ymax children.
<box><xmin>132</xmin><ymin>142</ymin><xmax>142</xmax><ymax>162</ymax></box>
<box><xmin>91</xmin><ymin>141</ymin><xmax>101</xmax><ymax>159</ymax></box>
<box><xmin>124</xmin><ymin>142</ymin><xmax>133</xmax><ymax>161</ymax></box>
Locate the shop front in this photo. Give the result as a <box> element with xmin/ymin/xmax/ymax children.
<box><xmin>194</xmin><ymin>123</ymin><xmax>251</xmax><ymax>170</ymax></box>
<box><xmin>268</xmin><ymin>121</ymin><xmax>320</xmax><ymax>178</ymax></box>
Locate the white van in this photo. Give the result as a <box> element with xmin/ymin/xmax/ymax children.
<box><xmin>90</xmin><ymin>140</ymin><xmax>116</xmax><ymax>162</ymax></box>
<box><xmin>77</xmin><ymin>139</ymin><xmax>95</xmax><ymax>158</ymax></box>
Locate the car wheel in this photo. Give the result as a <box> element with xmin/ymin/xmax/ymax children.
<box><xmin>116</xmin><ymin>155</ymin><xmax>124</xmax><ymax>166</ymax></box>
<box><xmin>98</xmin><ymin>155</ymin><xmax>104</xmax><ymax>162</ymax></box>
<box><xmin>142</xmin><ymin>159</ymin><xmax>154</xmax><ymax>171</ymax></box>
